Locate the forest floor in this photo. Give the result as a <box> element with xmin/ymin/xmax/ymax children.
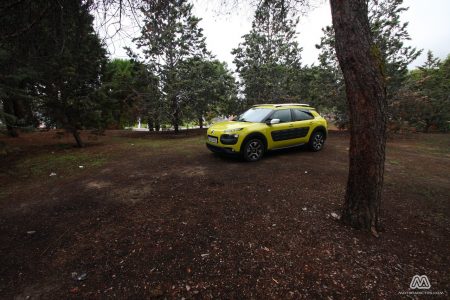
<box><xmin>0</xmin><ymin>129</ymin><xmax>449</xmax><ymax>299</ymax></box>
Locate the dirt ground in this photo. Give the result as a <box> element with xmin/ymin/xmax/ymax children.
<box><xmin>0</xmin><ymin>129</ymin><xmax>449</xmax><ymax>299</ymax></box>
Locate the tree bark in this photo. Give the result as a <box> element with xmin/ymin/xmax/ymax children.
<box><xmin>330</xmin><ymin>0</ymin><xmax>387</xmax><ymax>233</ymax></box>
<box><xmin>198</xmin><ymin>116</ymin><xmax>203</xmax><ymax>129</ymax></box>
<box><xmin>148</xmin><ymin>118</ymin><xmax>154</xmax><ymax>131</ymax></box>
<box><xmin>72</xmin><ymin>129</ymin><xmax>84</xmax><ymax>148</ymax></box>
<box><xmin>172</xmin><ymin>101</ymin><xmax>179</xmax><ymax>133</ymax></box>
<box><xmin>2</xmin><ymin>96</ymin><xmax>31</xmax><ymax>137</ymax></box>
<box><xmin>2</xmin><ymin>98</ymin><xmax>19</xmax><ymax>137</ymax></box>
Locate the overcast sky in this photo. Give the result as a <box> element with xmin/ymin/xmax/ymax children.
<box><xmin>105</xmin><ymin>0</ymin><xmax>450</xmax><ymax>70</ymax></box>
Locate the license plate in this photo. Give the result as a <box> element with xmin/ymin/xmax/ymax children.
<box><xmin>208</xmin><ymin>136</ymin><xmax>218</xmax><ymax>143</ymax></box>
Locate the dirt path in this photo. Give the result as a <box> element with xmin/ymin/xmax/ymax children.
<box><xmin>0</xmin><ymin>130</ymin><xmax>449</xmax><ymax>298</ymax></box>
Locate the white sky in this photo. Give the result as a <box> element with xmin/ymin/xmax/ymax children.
<box><xmin>105</xmin><ymin>0</ymin><xmax>450</xmax><ymax>69</ymax></box>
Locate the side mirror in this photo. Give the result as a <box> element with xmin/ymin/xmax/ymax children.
<box><xmin>266</xmin><ymin>118</ymin><xmax>280</xmax><ymax>125</ymax></box>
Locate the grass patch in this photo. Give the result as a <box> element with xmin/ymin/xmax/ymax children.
<box><xmin>414</xmin><ymin>134</ymin><xmax>450</xmax><ymax>155</ymax></box>
<box><xmin>388</xmin><ymin>159</ymin><xmax>401</xmax><ymax>165</ymax></box>
<box><xmin>416</xmin><ymin>145</ymin><xmax>450</xmax><ymax>156</ymax></box>
<box><xmin>118</xmin><ymin>136</ymin><xmax>205</xmax><ymax>153</ymax></box>
<box><xmin>13</xmin><ymin>151</ymin><xmax>107</xmax><ymax>178</ymax></box>
<box><xmin>0</xmin><ymin>189</ymin><xmax>9</xmax><ymax>202</ymax></box>
<box><xmin>388</xmin><ymin>134</ymin><xmax>450</xmax><ymax>157</ymax></box>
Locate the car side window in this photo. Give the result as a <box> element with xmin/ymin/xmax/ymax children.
<box><xmin>271</xmin><ymin>109</ymin><xmax>292</xmax><ymax>123</ymax></box>
<box><xmin>293</xmin><ymin>109</ymin><xmax>314</xmax><ymax>121</ymax></box>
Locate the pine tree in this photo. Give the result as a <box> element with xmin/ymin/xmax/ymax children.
<box><xmin>419</xmin><ymin>50</ymin><xmax>440</xmax><ymax>71</ymax></box>
<box><xmin>0</xmin><ymin>0</ymin><xmax>107</xmax><ymax>146</ymax></box>
<box><xmin>330</xmin><ymin>0</ymin><xmax>388</xmax><ymax>233</ymax></box>
<box><xmin>316</xmin><ymin>0</ymin><xmax>421</xmax><ymax>126</ymax></box>
<box><xmin>32</xmin><ymin>1</ymin><xmax>107</xmax><ymax>147</ymax></box>
<box><xmin>402</xmin><ymin>53</ymin><xmax>450</xmax><ymax>132</ymax></box>
<box><xmin>0</xmin><ymin>1</ymin><xmax>47</xmax><ymax>136</ymax></box>
<box><xmin>177</xmin><ymin>58</ymin><xmax>238</xmax><ymax>128</ymax></box>
<box><xmin>232</xmin><ymin>1</ymin><xmax>302</xmax><ymax>106</ymax></box>
<box><xmin>135</xmin><ymin>0</ymin><xmax>208</xmax><ymax>133</ymax></box>
<box><xmin>130</xmin><ymin>62</ymin><xmax>163</xmax><ymax>131</ymax></box>
<box><xmin>102</xmin><ymin>59</ymin><xmax>136</xmax><ymax>128</ymax></box>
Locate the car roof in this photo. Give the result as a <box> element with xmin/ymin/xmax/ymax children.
<box><xmin>252</xmin><ymin>103</ymin><xmax>314</xmax><ymax>110</ymax></box>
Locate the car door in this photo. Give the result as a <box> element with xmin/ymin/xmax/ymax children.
<box><xmin>266</xmin><ymin>109</ymin><xmax>297</xmax><ymax>148</ymax></box>
<box><xmin>290</xmin><ymin>109</ymin><xmax>315</xmax><ymax>144</ymax></box>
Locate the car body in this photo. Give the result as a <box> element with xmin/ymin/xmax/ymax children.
<box><xmin>206</xmin><ymin>103</ymin><xmax>328</xmax><ymax>161</ymax></box>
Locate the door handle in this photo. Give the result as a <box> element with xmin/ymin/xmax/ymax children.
<box><xmin>289</xmin><ymin>124</ymin><xmax>294</xmax><ymax>127</ymax></box>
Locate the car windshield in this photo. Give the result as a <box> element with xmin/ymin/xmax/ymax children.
<box><xmin>235</xmin><ymin>108</ymin><xmax>272</xmax><ymax>123</ymax></box>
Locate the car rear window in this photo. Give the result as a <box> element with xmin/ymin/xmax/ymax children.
<box><xmin>292</xmin><ymin>109</ymin><xmax>314</xmax><ymax>121</ymax></box>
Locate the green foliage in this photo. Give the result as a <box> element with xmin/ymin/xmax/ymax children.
<box><xmin>369</xmin><ymin>0</ymin><xmax>422</xmax><ymax>98</ymax></box>
<box><xmin>132</xmin><ymin>62</ymin><xmax>164</xmax><ymax>131</ymax></box>
<box><xmin>134</xmin><ymin>0</ymin><xmax>208</xmax><ymax>131</ymax></box>
<box><xmin>232</xmin><ymin>1</ymin><xmax>303</xmax><ymax>106</ymax></box>
<box><xmin>33</xmin><ymin>1</ymin><xmax>107</xmax><ymax>135</ymax></box>
<box><xmin>101</xmin><ymin>59</ymin><xmax>161</xmax><ymax>129</ymax></box>
<box><xmin>133</xmin><ymin>0</ymin><xmax>239</xmax><ymax>130</ymax></box>
<box><xmin>391</xmin><ymin>54</ymin><xmax>450</xmax><ymax>132</ymax></box>
<box><xmin>177</xmin><ymin>58</ymin><xmax>239</xmax><ymax>126</ymax></box>
<box><xmin>315</xmin><ymin>0</ymin><xmax>422</xmax><ymax>128</ymax></box>
<box><xmin>0</xmin><ymin>0</ymin><xmax>108</xmax><ymax>145</ymax></box>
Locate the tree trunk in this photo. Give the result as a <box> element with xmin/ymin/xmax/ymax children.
<box><xmin>198</xmin><ymin>116</ymin><xmax>203</xmax><ymax>129</ymax></box>
<box><xmin>154</xmin><ymin>120</ymin><xmax>160</xmax><ymax>132</ymax></box>
<box><xmin>148</xmin><ymin>118</ymin><xmax>154</xmax><ymax>132</ymax></box>
<box><xmin>72</xmin><ymin>129</ymin><xmax>84</xmax><ymax>148</ymax></box>
<box><xmin>5</xmin><ymin>124</ymin><xmax>19</xmax><ymax>137</ymax></box>
<box><xmin>3</xmin><ymin>98</ymin><xmax>21</xmax><ymax>137</ymax></box>
<box><xmin>330</xmin><ymin>0</ymin><xmax>387</xmax><ymax>233</ymax></box>
<box><xmin>172</xmin><ymin>104</ymin><xmax>179</xmax><ymax>133</ymax></box>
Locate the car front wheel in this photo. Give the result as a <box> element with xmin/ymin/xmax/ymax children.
<box><xmin>243</xmin><ymin>138</ymin><xmax>264</xmax><ymax>162</ymax></box>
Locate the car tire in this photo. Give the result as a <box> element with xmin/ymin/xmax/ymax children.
<box><xmin>242</xmin><ymin>138</ymin><xmax>265</xmax><ymax>162</ymax></box>
<box><xmin>308</xmin><ymin>131</ymin><xmax>325</xmax><ymax>152</ymax></box>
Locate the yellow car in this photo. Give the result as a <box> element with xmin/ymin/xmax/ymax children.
<box><xmin>206</xmin><ymin>103</ymin><xmax>328</xmax><ymax>161</ymax></box>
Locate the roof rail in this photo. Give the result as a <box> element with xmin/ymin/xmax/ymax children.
<box><xmin>273</xmin><ymin>103</ymin><xmax>310</xmax><ymax>107</ymax></box>
<box><xmin>252</xmin><ymin>103</ymin><xmax>274</xmax><ymax>106</ymax></box>
<box><xmin>252</xmin><ymin>103</ymin><xmax>311</xmax><ymax>107</ymax></box>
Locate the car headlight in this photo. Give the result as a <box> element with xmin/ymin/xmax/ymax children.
<box><xmin>224</xmin><ymin>128</ymin><xmax>243</xmax><ymax>133</ymax></box>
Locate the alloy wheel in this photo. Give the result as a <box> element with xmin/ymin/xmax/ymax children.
<box><xmin>246</xmin><ymin>140</ymin><xmax>263</xmax><ymax>161</ymax></box>
<box><xmin>312</xmin><ymin>132</ymin><xmax>324</xmax><ymax>150</ymax></box>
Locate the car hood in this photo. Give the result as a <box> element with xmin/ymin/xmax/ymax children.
<box><xmin>209</xmin><ymin>121</ymin><xmax>256</xmax><ymax>131</ymax></box>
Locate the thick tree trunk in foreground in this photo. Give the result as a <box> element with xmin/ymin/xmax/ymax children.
<box><xmin>330</xmin><ymin>0</ymin><xmax>387</xmax><ymax>233</ymax></box>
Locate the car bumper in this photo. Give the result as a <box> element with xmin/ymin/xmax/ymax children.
<box><xmin>206</xmin><ymin>143</ymin><xmax>240</xmax><ymax>155</ymax></box>
<box><xmin>205</xmin><ymin>132</ymin><xmax>242</xmax><ymax>154</ymax></box>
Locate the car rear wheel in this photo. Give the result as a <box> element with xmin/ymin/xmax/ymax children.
<box><xmin>309</xmin><ymin>131</ymin><xmax>325</xmax><ymax>151</ymax></box>
<box><xmin>243</xmin><ymin>138</ymin><xmax>264</xmax><ymax>162</ymax></box>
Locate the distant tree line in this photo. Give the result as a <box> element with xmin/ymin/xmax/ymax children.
<box><xmin>0</xmin><ymin>0</ymin><xmax>448</xmax><ymax>147</ymax></box>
